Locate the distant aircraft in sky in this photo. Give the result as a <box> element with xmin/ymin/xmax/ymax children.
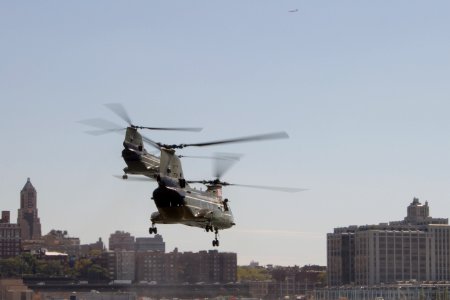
<box><xmin>289</xmin><ymin>9</ymin><xmax>299</xmax><ymax>13</ymax></box>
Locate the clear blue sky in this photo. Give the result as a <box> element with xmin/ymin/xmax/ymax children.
<box><xmin>1</xmin><ymin>1</ymin><xmax>450</xmax><ymax>266</ymax></box>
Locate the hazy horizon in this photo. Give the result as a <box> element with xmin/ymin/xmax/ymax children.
<box><xmin>1</xmin><ymin>1</ymin><xmax>450</xmax><ymax>266</ymax></box>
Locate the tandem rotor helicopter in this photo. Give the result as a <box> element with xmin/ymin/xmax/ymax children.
<box><xmin>81</xmin><ymin>103</ymin><xmax>304</xmax><ymax>247</ymax></box>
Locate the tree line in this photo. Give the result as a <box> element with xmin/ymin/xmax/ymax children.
<box><xmin>0</xmin><ymin>251</ymin><xmax>109</xmax><ymax>282</ymax></box>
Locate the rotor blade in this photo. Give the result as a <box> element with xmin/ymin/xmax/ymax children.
<box><xmin>138</xmin><ymin>126</ymin><xmax>203</xmax><ymax>132</ymax></box>
<box><xmin>78</xmin><ymin>118</ymin><xmax>125</xmax><ymax>131</ymax></box>
<box><xmin>186</xmin><ymin>180</ymin><xmax>205</xmax><ymax>184</ymax></box>
<box><xmin>104</xmin><ymin>103</ymin><xmax>132</xmax><ymax>125</ymax></box>
<box><xmin>78</xmin><ymin>118</ymin><xmax>126</xmax><ymax>135</ymax></box>
<box><xmin>186</xmin><ymin>179</ymin><xmax>306</xmax><ymax>193</ymax></box>
<box><xmin>141</xmin><ymin>135</ymin><xmax>162</xmax><ymax>151</ymax></box>
<box><xmin>113</xmin><ymin>175</ymin><xmax>155</xmax><ymax>182</ymax></box>
<box><xmin>104</xmin><ymin>103</ymin><xmax>202</xmax><ymax>132</ymax></box>
<box><xmin>226</xmin><ymin>183</ymin><xmax>307</xmax><ymax>193</ymax></box>
<box><xmin>180</xmin><ymin>131</ymin><xmax>289</xmax><ymax>148</ymax></box>
<box><xmin>179</xmin><ymin>153</ymin><xmax>242</xmax><ymax>161</ymax></box>
<box><xmin>224</xmin><ymin>182</ymin><xmax>308</xmax><ymax>193</ymax></box>
<box><xmin>179</xmin><ymin>155</ymin><xmax>221</xmax><ymax>160</ymax></box>
<box><xmin>84</xmin><ymin>129</ymin><xmax>126</xmax><ymax>136</ymax></box>
<box><xmin>214</xmin><ymin>152</ymin><xmax>243</xmax><ymax>179</ymax></box>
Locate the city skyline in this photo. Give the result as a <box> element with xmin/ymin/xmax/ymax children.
<box><xmin>1</xmin><ymin>1</ymin><xmax>450</xmax><ymax>266</ymax></box>
<box><xmin>328</xmin><ymin>198</ymin><xmax>450</xmax><ymax>286</ymax></box>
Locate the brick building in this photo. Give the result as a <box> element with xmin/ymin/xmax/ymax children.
<box><xmin>41</xmin><ymin>229</ymin><xmax>81</xmax><ymax>257</ymax></box>
<box><xmin>135</xmin><ymin>249</ymin><xmax>237</xmax><ymax>284</ymax></box>
<box><xmin>135</xmin><ymin>235</ymin><xmax>165</xmax><ymax>252</ymax></box>
<box><xmin>328</xmin><ymin>198</ymin><xmax>450</xmax><ymax>286</ymax></box>
<box><xmin>0</xmin><ymin>211</ymin><xmax>21</xmax><ymax>258</ymax></box>
<box><xmin>109</xmin><ymin>231</ymin><xmax>135</xmax><ymax>251</ymax></box>
<box><xmin>105</xmin><ymin>250</ymin><xmax>136</xmax><ymax>281</ymax></box>
<box><xmin>17</xmin><ymin>178</ymin><xmax>42</xmax><ymax>241</ymax></box>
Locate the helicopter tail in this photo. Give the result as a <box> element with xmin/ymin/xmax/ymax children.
<box><xmin>160</xmin><ymin>149</ymin><xmax>184</xmax><ymax>179</ymax></box>
<box><xmin>123</xmin><ymin>127</ymin><xmax>144</xmax><ymax>151</ymax></box>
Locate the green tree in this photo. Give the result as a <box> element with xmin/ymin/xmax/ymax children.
<box><xmin>71</xmin><ymin>258</ymin><xmax>109</xmax><ymax>282</ymax></box>
<box><xmin>0</xmin><ymin>257</ymin><xmax>22</xmax><ymax>277</ymax></box>
<box><xmin>271</xmin><ymin>268</ymin><xmax>287</xmax><ymax>282</ymax></box>
<box><xmin>35</xmin><ymin>260</ymin><xmax>64</xmax><ymax>276</ymax></box>
<box><xmin>317</xmin><ymin>272</ymin><xmax>327</xmax><ymax>285</ymax></box>
<box><xmin>20</xmin><ymin>253</ymin><xmax>37</xmax><ymax>275</ymax></box>
<box><xmin>74</xmin><ymin>258</ymin><xmax>93</xmax><ymax>278</ymax></box>
<box><xmin>87</xmin><ymin>264</ymin><xmax>109</xmax><ymax>282</ymax></box>
<box><xmin>419</xmin><ymin>288</ymin><xmax>426</xmax><ymax>300</ymax></box>
<box><xmin>237</xmin><ymin>266</ymin><xmax>271</xmax><ymax>281</ymax></box>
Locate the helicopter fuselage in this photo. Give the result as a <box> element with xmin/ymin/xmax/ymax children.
<box><xmin>151</xmin><ymin>176</ymin><xmax>235</xmax><ymax>231</ymax></box>
<box><xmin>122</xmin><ymin>147</ymin><xmax>160</xmax><ymax>178</ymax></box>
<box><xmin>121</xmin><ymin>127</ymin><xmax>160</xmax><ymax>178</ymax></box>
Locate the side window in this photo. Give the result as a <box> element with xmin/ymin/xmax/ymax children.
<box><xmin>223</xmin><ymin>199</ymin><xmax>229</xmax><ymax>211</ymax></box>
<box><xmin>179</xmin><ymin>178</ymin><xmax>186</xmax><ymax>188</ymax></box>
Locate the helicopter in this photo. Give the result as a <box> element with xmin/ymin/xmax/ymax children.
<box><xmin>153</xmin><ymin>147</ymin><xmax>305</xmax><ymax>246</ymax></box>
<box><xmin>80</xmin><ymin>103</ymin><xmax>203</xmax><ymax>179</ymax></box>
<box><xmin>82</xmin><ymin>104</ymin><xmax>304</xmax><ymax>247</ymax></box>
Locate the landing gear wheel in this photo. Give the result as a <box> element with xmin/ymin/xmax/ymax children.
<box><xmin>212</xmin><ymin>228</ymin><xmax>220</xmax><ymax>247</ymax></box>
<box><xmin>122</xmin><ymin>174</ymin><xmax>128</xmax><ymax>180</ymax></box>
<box><xmin>149</xmin><ymin>225</ymin><xmax>157</xmax><ymax>234</ymax></box>
<box><xmin>205</xmin><ymin>225</ymin><xmax>213</xmax><ymax>232</ymax></box>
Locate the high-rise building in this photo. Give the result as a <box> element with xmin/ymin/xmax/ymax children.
<box><xmin>135</xmin><ymin>235</ymin><xmax>165</xmax><ymax>252</ymax></box>
<box><xmin>0</xmin><ymin>211</ymin><xmax>21</xmax><ymax>258</ymax></box>
<box><xmin>1</xmin><ymin>211</ymin><xmax>10</xmax><ymax>224</ymax></box>
<box><xmin>109</xmin><ymin>231</ymin><xmax>135</xmax><ymax>251</ymax></box>
<box><xmin>42</xmin><ymin>230</ymin><xmax>81</xmax><ymax>257</ymax></box>
<box><xmin>179</xmin><ymin>250</ymin><xmax>237</xmax><ymax>283</ymax></box>
<box><xmin>327</xmin><ymin>198</ymin><xmax>450</xmax><ymax>286</ymax></box>
<box><xmin>17</xmin><ymin>178</ymin><xmax>42</xmax><ymax>240</ymax></box>
<box><xmin>135</xmin><ymin>251</ymin><xmax>166</xmax><ymax>283</ymax></box>
<box><xmin>134</xmin><ymin>248</ymin><xmax>237</xmax><ymax>284</ymax></box>
<box><xmin>105</xmin><ymin>250</ymin><xmax>136</xmax><ymax>281</ymax></box>
<box><xmin>80</xmin><ymin>237</ymin><xmax>105</xmax><ymax>256</ymax></box>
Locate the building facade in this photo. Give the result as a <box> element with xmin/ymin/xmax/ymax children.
<box><xmin>17</xmin><ymin>178</ymin><xmax>42</xmax><ymax>240</ymax></box>
<box><xmin>135</xmin><ymin>235</ymin><xmax>165</xmax><ymax>252</ymax></box>
<box><xmin>80</xmin><ymin>237</ymin><xmax>105</xmax><ymax>256</ymax></box>
<box><xmin>134</xmin><ymin>249</ymin><xmax>237</xmax><ymax>284</ymax></box>
<box><xmin>109</xmin><ymin>231</ymin><xmax>135</xmax><ymax>251</ymax></box>
<box><xmin>42</xmin><ymin>229</ymin><xmax>81</xmax><ymax>257</ymax></box>
<box><xmin>328</xmin><ymin>198</ymin><xmax>450</xmax><ymax>286</ymax></box>
<box><xmin>0</xmin><ymin>279</ymin><xmax>33</xmax><ymax>300</ymax></box>
<box><xmin>0</xmin><ymin>211</ymin><xmax>21</xmax><ymax>258</ymax></box>
<box><xmin>314</xmin><ymin>283</ymin><xmax>450</xmax><ymax>300</ymax></box>
<box><xmin>105</xmin><ymin>250</ymin><xmax>136</xmax><ymax>281</ymax></box>
<box><xmin>135</xmin><ymin>251</ymin><xmax>166</xmax><ymax>283</ymax></box>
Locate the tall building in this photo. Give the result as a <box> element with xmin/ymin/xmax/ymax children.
<box><xmin>17</xmin><ymin>178</ymin><xmax>42</xmax><ymax>240</ymax></box>
<box><xmin>135</xmin><ymin>251</ymin><xmax>166</xmax><ymax>283</ymax></box>
<box><xmin>109</xmin><ymin>231</ymin><xmax>135</xmax><ymax>251</ymax></box>
<box><xmin>134</xmin><ymin>248</ymin><xmax>237</xmax><ymax>284</ymax></box>
<box><xmin>80</xmin><ymin>237</ymin><xmax>105</xmax><ymax>256</ymax></box>
<box><xmin>1</xmin><ymin>211</ymin><xmax>10</xmax><ymax>223</ymax></box>
<box><xmin>327</xmin><ymin>198</ymin><xmax>450</xmax><ymax>286</ymax></box>
<box><xmin>179</xmin><ymin>250</ymin><xmax>237</xmax><ymax>283</ymax></box>
<box><xmin>42</xmin><ymin>229</ymin><xmax>81</xmax><ymax>257</ymax></box>
<box><xmin>0</xmin><ymin>211</ymin><xmax>21</xmax><ymax>258</ymax></box>
<box><xmin>135</xmin><ymin>235</ymin><xmax>165</xmax><ymax>252</ymax></box>
<box><xmin>105</xmin><ymin>250</ymin><xmax>136</xmax><ymax>281</ymax></box>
